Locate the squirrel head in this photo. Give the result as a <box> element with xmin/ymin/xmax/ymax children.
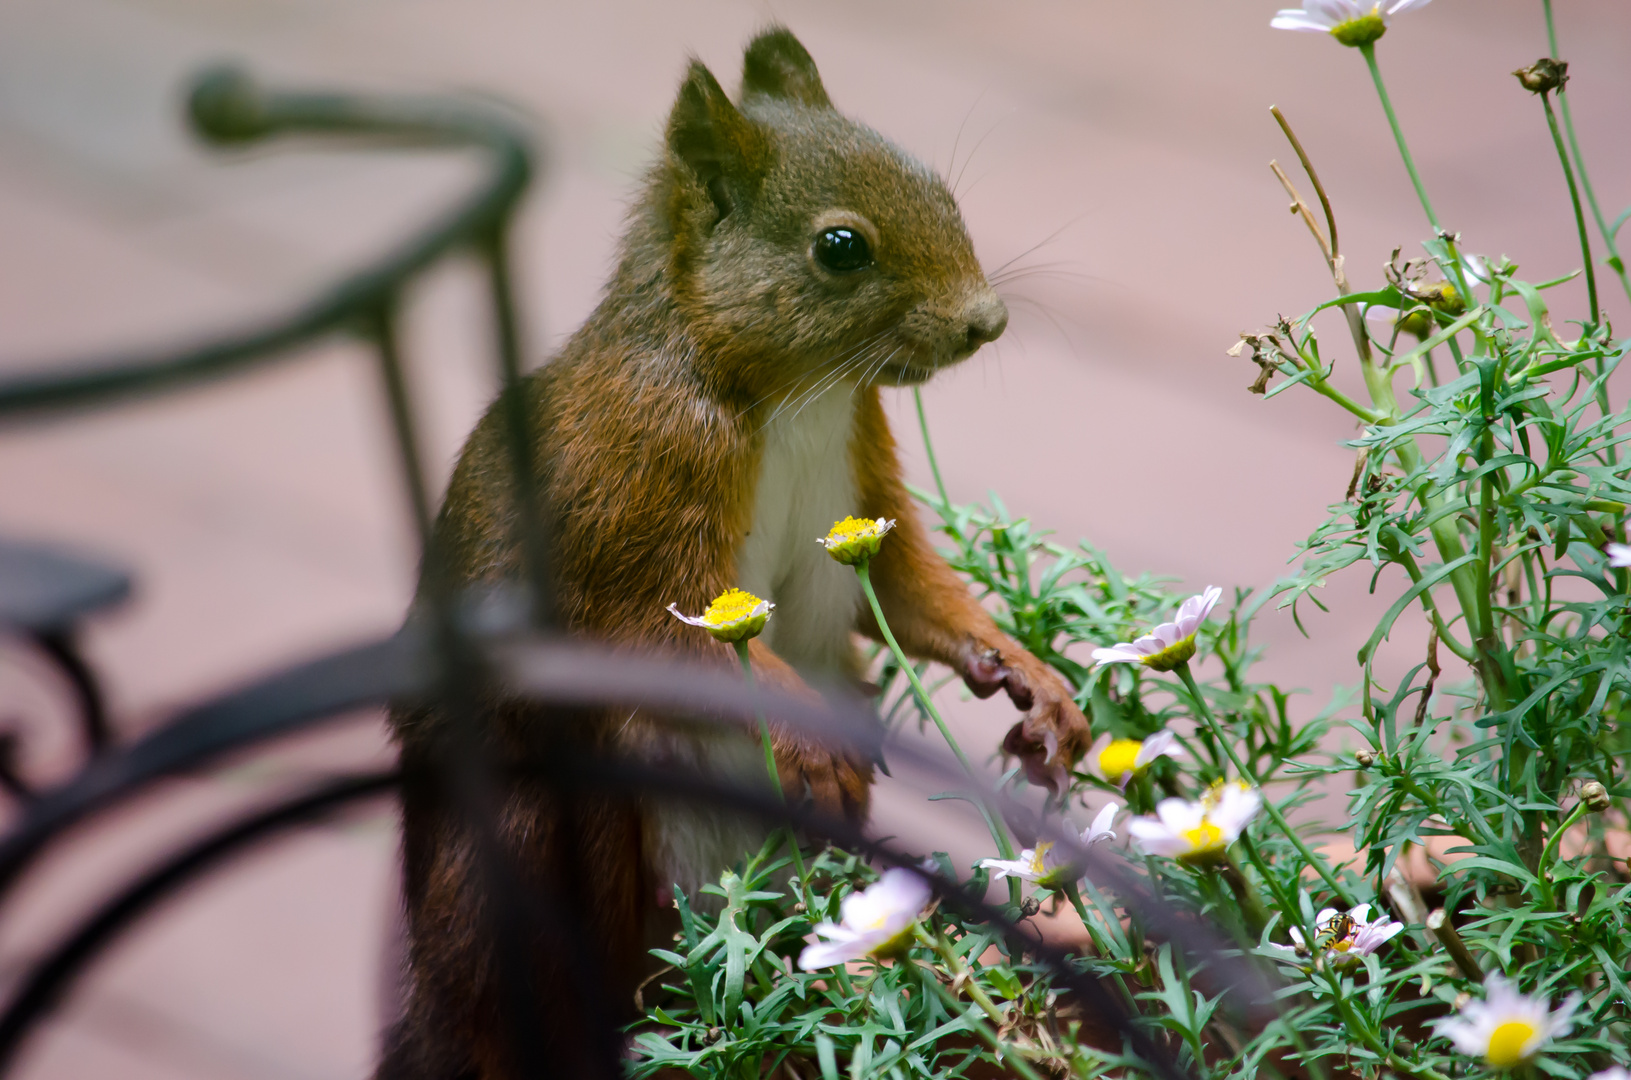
<box><xmin>650</xmin><ymin>27</ymin><xmax>1006</xmax><ymax>401</ymax></box>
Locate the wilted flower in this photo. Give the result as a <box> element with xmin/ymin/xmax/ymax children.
<box><xmin>818</xmin><ymin>516</ymin><xmax>896</xmax><ymax>566</ymax></box>
<box><xmin>1271</xmin><ymin>0</ymin><xmax>1434</xmax><ymax>47</ymax></box>
<box><xmin>1094</xmin><ymin>730</ymin><xmax>1185</xmax><ymax>787</ymax></box>
<box><xmin>1092</xmin><ymin>587</ymin><xmax>1222</xmax><ymax>672</ymax></box>
<box><xmin>1127</xmin><ymin>782</ymin><xmax>1261</xmax><ymax>863</ymax></box>
<box><xmin>1605</xmin><ymin>542</ymin><xmax>1631</xmax><ymax>568</ymax></box>
<box><xmin>1513</xmin><ymin>58</ymin><xmax>1569</xmax><ymax>95</ymax></box>
<box><xmin>1268</xmin><ymin>903</ymin><xmax>1405</xmax><ymax>967</ymax></box>
<box><xmin>1435</xmin><ymin>974</ymin><xmax>1581</xmax><ymax>1068</ymax></box>
<box><xmin>667</xmin><ymin>588</ymin><xmax>774</xmax><ymax>644</ymax></box>
<box><xmin>798</xmin><ymin>867</ymin><xmax>931</xmax><ymax>969</ymax></box>
<box><xmin>978</xmin><ymin>803</ymin><xmax>1119</xmax><ymax>889</ymax></box>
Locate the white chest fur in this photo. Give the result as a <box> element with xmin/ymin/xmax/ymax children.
<box><xmin>645</xmin><ymin>385</ymin><xmax>866</xmax><ymax>901</ymax></box>
<box><xmin>735</xmin><ymin>385</ymin><xmax>865</xmax><ymax>678</ymax></box>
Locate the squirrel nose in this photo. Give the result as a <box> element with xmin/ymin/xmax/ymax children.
<box><xmin>964</xmin><ymin>292</ymin><xmax>1009</xmax><ymax>350</ymax></box>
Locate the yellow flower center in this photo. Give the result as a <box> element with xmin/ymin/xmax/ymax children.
<box><xmin>1099</xmin><ymin>738</ymin><xmax>1144</xmax><ymax>779</ymax></box>
<box><xmin>1027</xmin><ymin>842</ymin><xmax>1053</xmax><ymax>876</ymax></box>
<box><xmin>1181</xmin><ymin>822</ymin><xmax>1224</xmax><ymax>853</ymax></box>
<box><xmin>703</xmin><ymin>588</ymin><xmax>765</xmax><ymax>627</ymax></box>
<box><xmin>1330</xmin><ymin>13</ymin><xmax>1387</xmax><ymax>47</ymax></box>
<box><xmin>1332</xmin><ymin>938</ymin><xmax>1352</xmax><ymax>953</ymax></box>
<box><xmin>826</xmin><ymin>516</ymin><xmax>879</xmax><ymax>543</ymax></box>
<box><xmin>1485</xmin><ymin>1020</ymin><xmax>1539</xmax><ymax>1067</ymax></box>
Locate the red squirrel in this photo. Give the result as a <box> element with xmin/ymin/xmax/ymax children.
<box><xmin>380</xmin><ymin>26</ymin><xmax>1090</xmax><ymax>1078</ymax></box>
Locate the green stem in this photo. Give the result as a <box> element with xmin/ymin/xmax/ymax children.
<box><xmin>1535</xmin><ymin>801</ymin><xmax>1588</xmax><ymax>910</ymax></box>
<box><xmin>919</xmin><ymin>964</ymin><xmax>1050</xmax><ymax>1080</ymax></box>
<box><xmin>1539</xmin><ymin>92</ymin><xmax>1600</xmax><ymax>326</ymax></box>
<box><xmin>1544</xmin><ymin>0</ymin><xmax>1631</xmax><ymax>306</ymax></box>
<box><xmin>733</xmin><ymin>640</ymin><xmax>809</xmax><ymax>899</ymax></box>
<box><xmin>855</xmin><ymin>561</ymin><xmax>1020</xmax><ymax>892</ymax></box>
<box><xmin>1321</xmin><ymin>966</ymin><xmax>1452</xmax><ymax>1080</ymax></box>
<box><xmin>1360</xmin><ymin>42</ymin><xmax>1440</xmax><ymax>233</ymax></box>
<box><xmin>913</xmin><ymin>387</ymin><xmax>953</xmax><ymax>513</ymax></box>
<box><xmin>1175</xmin><ymin>663</ymin><xmax>1356</xmax><ymax>908</ymax></box>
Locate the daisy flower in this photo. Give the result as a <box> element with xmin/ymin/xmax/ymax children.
<box><xmin>1435</xmin><ymin>974</ymin><xmax>1581</xmax><ymax>1068</ymax></box>
<box><xmin>1606</xmin><ymin>542</ymin><xmax>1631</xmax><ymax>568</ymax></box>
<box><xmin>1271</xmin><ymin>0</ymin><xmax>1434</xmax><ymax>48</ymax></box>
<box><xmin>1267</xmin><ymin>903</ymin><xmax>1405</xmax><ymax>967</ymax></box>
<box><xmin>978</xmin><ymin>803</ymin><xmax>1120</xmax><ymax>889</ymax></box>
<box><xmin>1588</xmin><ymin>1069</ymin><xmax>1631</xmax><ymax>1080</ymax></box>
<box><xmin>798</xmin><ymin>867</ymin><xmax>931</xmax><ymax>969</ymax></box>
<box><xmin>1092</xmin><ymin>587</ymin><xmax>1222</xmax><ymax>673</ymax></box>
<box><xmin>667</xmin><ymin>587</ymin><xmax>774</xmax><ymax>644</ymax></box>
<box><xmin>1094</xmin><ymin>730</ymin><xmax>1185</xmax><ymax>787</ymax></box>
<box><xmin>818</xmin><ymin>516</ymin><xmax>896</xmax><ymax>566</ymax></box>
<box><xmin>1126</xmin><ymin>782</ymin><xmax>1261</xmax><ymax>863</ymax></box>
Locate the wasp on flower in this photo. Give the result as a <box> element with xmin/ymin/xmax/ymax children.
<box><xmin>1267</xmin><ymin>903</ymin><xmax>1405</xmax><ymax>968</ymax></box>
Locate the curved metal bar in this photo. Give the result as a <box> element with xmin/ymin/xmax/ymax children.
<box><xmin>31</xmin><ymin>629</ymin><xmax>111</xmax><ymax>754</ymax></box>
<box><xmin>0</xmin><ymin>771</ymin><xmax>399</xmax><ymax>1076</ymax></box>
<box><xmin>0</xmin><ymin>632</ymin><xmax>425</xmax><ymax>898</ymax></box>
<box><xmin>0</xmin><ymin>67</ymin><xmax>534</xmax><ymax>419</ymax></box>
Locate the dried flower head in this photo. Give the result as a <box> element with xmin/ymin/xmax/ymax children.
<box><xmin>1513</xmin><ymin>58</ymin><xmax>1569</xmax><ymax>94</ymax></box>
<box><xmin>667</xmin><ymin>588</ymin><xmax>774</xmax><ymax>643</ymax></box>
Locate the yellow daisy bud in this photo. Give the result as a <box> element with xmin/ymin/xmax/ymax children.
<box><xmin>818</xmin><ymin>516</ymin><xmax>895</xmax><ymax>566</ymax></box>
<box><xmin>668</xmin><ymin>588</ymin><xmax>774</xmax><ymax>643</ymax></box>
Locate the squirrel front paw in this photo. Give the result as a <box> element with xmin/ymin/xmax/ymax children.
<box><xmin>965</xmin><ymin>646</ymin><xmax>1089</xmax><ymax>793</ymax></box>
<box><xmin>775</xmin><ymin>742</ymin><xmax>872</xmax><ymax>822</ymax></box>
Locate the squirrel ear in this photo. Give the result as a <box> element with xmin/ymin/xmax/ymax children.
<box><xmin>666</xmin><ymin>60</ymin><xmax>768</xmax><ymax>219</ymax></box>
<box><xmin>741</xmin><ymin>27</ymin><xmax>831</xmax><ymax>109</ymax></box>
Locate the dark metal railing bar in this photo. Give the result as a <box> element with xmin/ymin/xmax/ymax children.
<box><xmin>0</xmin><ymin>632</ymin><xmax>424</xmax><ymax>901</ymax></box>
<box><xmin>0</xmin><ymin>771</ymin><xmax>399</xmax><ymax>1075</ymax></box>
<box><xmin>0</xmin><ymin>68</ymin><xmax>532</xmax><ymax>420</ymax></box>
<box><xmin>478</xmin><ymin>228</ymin><xmax>558</xmax><ymax>629</ymax></box>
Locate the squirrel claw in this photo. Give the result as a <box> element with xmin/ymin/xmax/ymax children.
<box><xmin>963</xmin><ymin>648</ymin><xmax>1034</xmax><ymax>709</ymax></box>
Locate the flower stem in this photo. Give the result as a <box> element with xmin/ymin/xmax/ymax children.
<box><xmin>733</xmin><ymin>640</ymin><xmax>810</xmax><ymax>899</ymax></box>
<box><xmin>855</xmin><ymin>561</ymin><xmax>1020</xmax><ymax>886</ymax></box>
<box><xmin>1544</xmin><ymin>0</ymin><xmax>1631</xmax><ymax>306</ymax></box>
<box><xmin>913</xmin><ymin>387</ymin><xmax>953</xmax><ymax>513</ymax></box>
<box><xmin>1174</xmin><ymin>662</ymin><xmax>1356</xmax><ymax>908</ymax></box>
<box><xmin>1359</xmin><ymin>42</ymin><xmax>1440</xmax><ymax>234</ymax></box>
<box><xmin>1539</xmin><ymin>92</ymin><xmax>1600</xmax><ymax>326</ymax></box>
<box><xmin>1535</xmin><ymin>801</ymin><xmax>1588</xmax><ymax>910</ymax></box>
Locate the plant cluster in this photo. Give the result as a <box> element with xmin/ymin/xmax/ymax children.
<box><xmin>634</xmin><ymin>3</ymin><xmax>1631</xmax><ymax>1077</ymax></box>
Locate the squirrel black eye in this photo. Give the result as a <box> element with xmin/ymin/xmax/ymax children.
<box><xmin>813</xmin><ymin>227</ymin><xmax>873</xmax><ymax>273</ymax></box>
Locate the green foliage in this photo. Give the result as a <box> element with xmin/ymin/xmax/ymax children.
<box><xmin>633</xmin><ymin>9</ymin><xmax>1631</xmax><ymax>1079</ymax></box>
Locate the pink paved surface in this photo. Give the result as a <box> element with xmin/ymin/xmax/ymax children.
<box><xmin>1</xmin><ymin>0</ymin><xmax>1628</xmax><ymax>1075</ymax></box>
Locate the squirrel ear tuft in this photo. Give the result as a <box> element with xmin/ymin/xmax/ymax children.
<box><xmin>741</xmin><ymin>26</ymin><xmax>831</xmax><ymax>109</ymax></box>
<box><xmin>667</xmin><ymin>60</ymin><xmax>768</xmax><ymax>218</ymax></box>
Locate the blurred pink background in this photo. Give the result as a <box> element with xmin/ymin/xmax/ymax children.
<box><xmin>0</xmin><ymin>0</ymin><xmax>1627</xmax><ymax>1075</ymax></box>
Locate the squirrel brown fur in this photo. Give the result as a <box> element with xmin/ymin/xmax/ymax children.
<box><xmin>378</xmin><ymin>26</ymin><xmax>1090</xmax><ymax>1079</ymax></box>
